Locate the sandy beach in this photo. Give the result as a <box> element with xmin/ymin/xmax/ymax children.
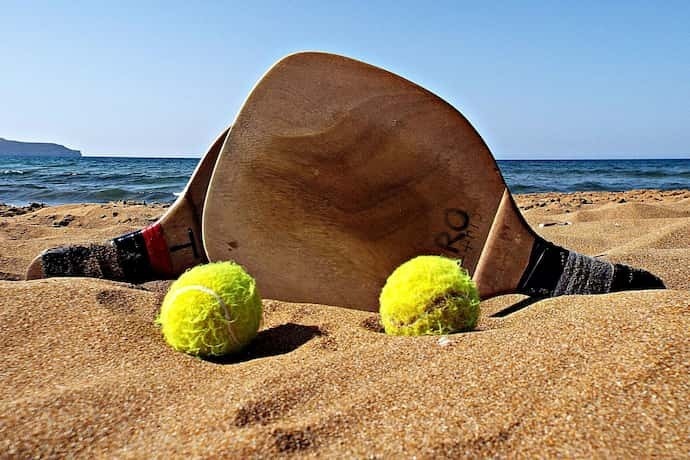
<box><xmin>1</xmin><ymin>189</ymin><xmax>688</xmax><ymax>458</ymax></box>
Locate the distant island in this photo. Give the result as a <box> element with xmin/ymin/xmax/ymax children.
<box><xmin>0</xmin><ymin>137</ymin><xmax>81</xmax><ymax>158</ymax></box>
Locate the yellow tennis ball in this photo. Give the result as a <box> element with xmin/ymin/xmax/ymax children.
<box><xmin>157</xmin><ymin>261</ymin><xmax>262</xmax><ymax>357</ymax></box>
<box><xmin>379</xmin><ymin>255</ymin><xmax>480</xmax><ymax>336</ymax></box>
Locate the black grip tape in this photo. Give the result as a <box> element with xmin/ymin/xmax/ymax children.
<box><xmin>40</xmin><ymin>230</ymin><xmax>155</xmax><ymax>282</ymax></box>
<box><xmin>518</xmin><ymin>238</ymin><xmax>665</xmax><ymax>297</ymax></box>
<box><xmin>112</xmin><ymin>230</ymin><xmax>153</xmax><ymax>281</ymax></box>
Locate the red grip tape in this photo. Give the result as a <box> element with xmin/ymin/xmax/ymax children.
<box><xmin>141</xmin><ymin>223</ymin><xmax>174</xmax><ymax>276</ymax></box>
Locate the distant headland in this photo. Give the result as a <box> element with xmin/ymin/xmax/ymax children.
<box><xmin>0</xmin><ymin>138</ymin><xmax>81</xmax><ymax>158</ymax></box>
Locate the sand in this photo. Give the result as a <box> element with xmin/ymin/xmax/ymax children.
<box><xmin>1</xmin><ymin>190</ymin><xmax>688</xmax><ymax>458</ymax></box>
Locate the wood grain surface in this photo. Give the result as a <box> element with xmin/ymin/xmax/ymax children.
<box><xmin>203</xmin><ymin>52</ymin><xmax>536</xmax><ymax>310</ymax></box>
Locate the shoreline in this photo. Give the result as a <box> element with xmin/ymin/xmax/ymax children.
<box><xmin>2</xmin><ymin>188</ymin><xmax>689</xmax><ymax>214</ymax></box>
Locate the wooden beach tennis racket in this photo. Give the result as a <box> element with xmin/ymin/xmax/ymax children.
<box><xmin>26</xmin><ymin>52</ymin><xmax>664</xmax><ymax>310</ymax></box>
<box><xmin>25</xmin><ymin>128</ymin><xmax>229</xmax><ymax>282</ymax></box>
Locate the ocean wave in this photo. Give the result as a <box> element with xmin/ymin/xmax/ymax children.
<box><xmin>630</xmin><ymin>170</ymin><xmax>690</xmax><ymax>179</ymax></box>
<box><xmin>92</xmin><ymin>187</ymin><xmax>131</xmax><ymax>198</ymax></box>
<box><xmin>0</xmin><ymin>183</ymin><xmax>46</xmax><ymax>190</ymax></box>
<box><xmin>567</xmin><ymin>181</ymin><xmax>622</xmax><ymax>191</ymax></box>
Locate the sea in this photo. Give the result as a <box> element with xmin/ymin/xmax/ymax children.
<box><xmin>1</xmin><ymin>156</ymin><xmax>688</xmax><ymax>206</ymax></box>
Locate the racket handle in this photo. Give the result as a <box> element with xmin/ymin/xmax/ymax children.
<box><xmin>26</xmin><ymin>223</ymin><xmax>193</xmax><ymax>282</ymax></box>
<box><xmin>517</xmin><ymin>237</ymin><xmax>665</xmax><ymax>297</ymax></box>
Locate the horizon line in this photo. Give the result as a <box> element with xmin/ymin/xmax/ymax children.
<box><xmin>82</xmin><ymin>154</ymin><xmax>690</xmax><ymax>160</ymax></box>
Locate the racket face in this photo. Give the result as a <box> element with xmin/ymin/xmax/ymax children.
<box><xmin>203</xmin><ymin>52</ymin><xmax>520</xmax><ymax>309</ymax></box>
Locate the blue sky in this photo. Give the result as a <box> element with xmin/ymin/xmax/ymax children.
<box><xmin>1</xmin><ymin>1</ymin><xmax>688</xmax><ymax>159</ymax></box>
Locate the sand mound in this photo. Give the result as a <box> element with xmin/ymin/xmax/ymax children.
<box><xmin>1</xmin><ymin>279</ymin><xmax>688</xmax><ymax>458</ymax></box>
<box><xmin>1</xmin><ymin>190</ymin><xmax>688</xmax><ymax>457</ymax></box>
<box><xmin>568</xmin><ymin>202</ymin><xmax>690</xmax><ymax>222</ymax></box>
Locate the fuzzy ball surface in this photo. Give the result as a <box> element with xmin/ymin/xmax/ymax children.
<box><xmin>157</xmin><ymin>261</ymin><xmax>262</xmax><ymax>357</ymax></box>
<box><xmin>379</xmin><ymin>256</ymin><xmax>480</xmax><ymax>336</ymax></box>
